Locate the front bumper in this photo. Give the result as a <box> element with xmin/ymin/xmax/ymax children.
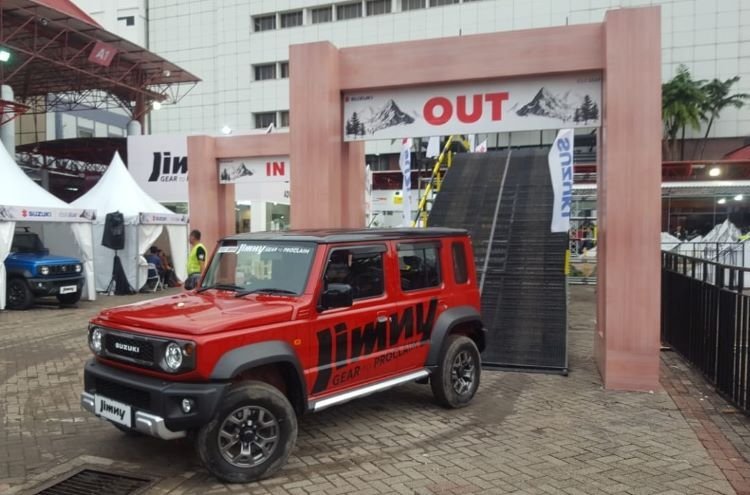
<box><xmin>81</xmin><ymin>392</ymin><xmax>185</xmax><ymax>439</ymax></box>
<box><xmin>28</xmin><ymin>274</ymin><xmax>84</xmax><ymax>297</ymax></box>
<box><xmin>81</xmin><ymin>359</ymin><xmax>228</xmax><ymax>439</ymax></box>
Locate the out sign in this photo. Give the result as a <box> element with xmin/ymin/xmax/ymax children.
<box><xmin>88</xmin><ymin>41</ymin><xmax>117</xmax><ymax>67</ymax></box>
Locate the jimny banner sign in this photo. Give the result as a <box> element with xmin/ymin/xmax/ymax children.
<box><xmin>218</xmin><ymin>156</ymin><xmax>290</xmax><ymax>184</ymax></box>
<box><xmin>127</xmin><ymin>134</ymin><xmax>188</xmax><ymax>203</ymax></box>
<box><xmin>343</xmin><ymin>73</ymin><xmax>601</xmax><ymax>141</ymax></box>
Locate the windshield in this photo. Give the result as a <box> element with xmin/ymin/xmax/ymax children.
<box><xmin>201</xmin><ymin>241</ymin><xmax>316</xmax><ymax>295</ymax></box>
<box><xmin>11</xmin><ymin>233</ymin><xmax>45</xmax><ymax>253</ymax></box>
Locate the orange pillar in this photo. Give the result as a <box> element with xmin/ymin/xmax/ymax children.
<box><xmin>289</xmin><ymin>42</ymin><xmax>365</xmax><ymax>229</ymax></box>
<box><xmin>187</xmin><ymin>135</ymin><xmax>235</xmax><ymax>250</ymax></box>
<box><xmin>596</xmin><ymin>7</ymin><xmax>662</xmax><ymax>391</ymax></box>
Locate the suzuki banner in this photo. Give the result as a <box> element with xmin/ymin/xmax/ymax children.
<box><xmin>139</xmin><ymin>212</ymin><xmax>189</xmax><ymax>225</ymax></box>
<box><xmin>218</xmin><ymin>156</ymin><xmax>290</xmax><ymax>184</ymax></box>
<box><xmin>548</xmin><ymin>129</ymin><xmax>574</xmax><ymax>233</ymax></box>
<box><xmin>0</xmin><ymin>205</ymin><xmax>95</xmax><ymax>222</ymax></box>
<box><xmin>343</xmin><ymin>73</ymin><xmax>601</xmax><ymax>141</ymax></box>
<box><xmin>127</xmin><ymin>134</ymin><xmax>188</xmax><ymax>203</ymax></box>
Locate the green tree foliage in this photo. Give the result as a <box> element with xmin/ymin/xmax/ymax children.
<box><xmin>662</xmin><ymin>65</ymin><xmax>705</xmax><ymax>160</ymax></box>
<box><xmin>698</xmin><ymin>76</ymin><xmax>749</xmax><ymax>158</ymax></box>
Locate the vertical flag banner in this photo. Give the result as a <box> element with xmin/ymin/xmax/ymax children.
<box><xmin>548</xmin><ymin>129</ymin><xmax>574</xmax><ymax>233</ymax></box>
<box><xmin>365</xmin><ymin>164</ymin><xmax>373</xmax><ymax>225</ymax></box>
<box><xmin>399</xmin><ymin>138</ymin><xmax>413</xmax><ymax>227</ymax></box>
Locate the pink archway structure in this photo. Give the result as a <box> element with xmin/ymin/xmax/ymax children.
<box><xmin>187</xmin><ymin>6</ymin><xmax>661</xmax><ymax>391</ymax></box>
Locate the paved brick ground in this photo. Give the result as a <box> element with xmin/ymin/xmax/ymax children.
<box><xmin>0</xmin><ymin>287</ymin><xmax>742</xmax><ymax>494</ymax></box>
<box><xmin>661</xmin><ymin>349</ymin><xmax>750</xmax><ymax>494</ymax></box>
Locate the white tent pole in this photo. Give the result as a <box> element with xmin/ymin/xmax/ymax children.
<box><xmin>135</xmin><ymin>226</ymin><xmax>140</xmax><ymax>291</ymax></box>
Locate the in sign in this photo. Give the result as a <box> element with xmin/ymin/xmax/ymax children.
<box><xmin>266</xmin><ymin>161</ymin><xmax>286</xmax><ymax>177</ymax></box>
<box><xmin>423</xmin><ymin>92</ymin><xmax>510</xmax><ymax>126</ymax></box>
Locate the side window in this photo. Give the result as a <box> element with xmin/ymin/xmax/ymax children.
<box><xmin>398</xmin><ymin>244</ymin><xmax>441</xmax><ymax>291</ymax></box>
<box><xmin>452</xmin><ymin>242</ymin><xmax>469</xmax><ymax>284</ymax></box>
<box><xmin>324</xmin><ymin>247</ymin><xmax>385</xmax><ymax>300</ymax></box>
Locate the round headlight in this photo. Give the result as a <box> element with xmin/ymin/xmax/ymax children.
<box><xmin>90</xmin><ymin>328</ymin><xmax>103</xmax><ymax>354</ymax></box>
<box><xmin>75</xmin><ymin>264</ymin><xmax>82</xmax><ymax>273</ymax></box>
<box><xmin>40</xmin><ymin>266</ymin><xmax>50</xmax><ymax>276</ymax></box>
<box><xmin>165</xmin><ymin>342</ymin><xmax>183</xmax><ymax>371</ymax></box>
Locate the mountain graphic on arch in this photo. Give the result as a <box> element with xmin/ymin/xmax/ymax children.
<box><xmin>346</xmin><ymin>99</ymin><xmax>416</xmax><ymax>136</ymax></box>
<box><xmin>515</xmin><ymin>87</ymin><xmax>599</xmax><ymax>124</ymax></box>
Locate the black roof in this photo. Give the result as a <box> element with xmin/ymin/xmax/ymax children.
<box><xmin>224</xmin><ymin>228</ymin><xmax>469</xmax><ymax>244</ymax></box>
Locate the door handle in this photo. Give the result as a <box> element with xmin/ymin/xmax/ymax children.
<box><xmin>377</xmin><ymin>312</ymin><xmax>388</xmax><ymax>323</ymax></box>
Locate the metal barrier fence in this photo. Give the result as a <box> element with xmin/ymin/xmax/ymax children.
<box><xmin>662</xmin><ymin>241</ymin><xmax>746</xmax><ymax>268</ymax></box>
<box><xmin>662</xmin><ymin>251</ymin><xmax>750</xmax><ymax>412</ymax></box>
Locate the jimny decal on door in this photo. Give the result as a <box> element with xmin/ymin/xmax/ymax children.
<box><xmin>311</xmin><ymin>298</ymin><xmax>438</xmax><ymax>394</ymax></box>
<box><xmin>342</xmin><ymin>73</ymin><xmax>602</xmax><ymax>141</ymax></box>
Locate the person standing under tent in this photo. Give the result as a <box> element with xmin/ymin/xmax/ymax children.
<box><xmin>185</xmin><ymin>229</ymin><xmax>207</xmax><ymax>289</ymax></box>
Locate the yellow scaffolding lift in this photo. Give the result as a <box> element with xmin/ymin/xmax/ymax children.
<box><xmin>412</xmin><ymin>135</ymin><xmax>471</xmax><ymax>227</ymax></box>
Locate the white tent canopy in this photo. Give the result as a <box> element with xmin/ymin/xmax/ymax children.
<box><xmin>71</xmin><ymin>153</ymin><xmax>188</xmax><ymax>292</ymax></box>
<box><xmin>0</xmin><ymin>141</ymin><xmax>95</xmax><ymax>310</ymax></box>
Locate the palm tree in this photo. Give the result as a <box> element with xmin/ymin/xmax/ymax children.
<box><xmin>662</xmin><ymin>65</ymin><xmax>705</xmax><ymax>160</ymax></box>
<box><xmin>698</xmin><ymin>76</ymin><xmax>750</xmax><ymax>158</ymax></box>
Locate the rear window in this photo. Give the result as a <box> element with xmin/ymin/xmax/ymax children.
<box><xmin>452</xmin><ymin>241</ymin><xmax>469</xmax><ymax>284</ymax></box>
<box><xmin>398</xmin><ymin>243</ymin><xmax>441</xmax><ymax>291</ymax></box>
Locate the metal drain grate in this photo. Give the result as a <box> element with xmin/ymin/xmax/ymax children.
<box><xmin>34</xmin><ymin>469</ymin><xmax>152</xmax><ymax>495</ymax></box>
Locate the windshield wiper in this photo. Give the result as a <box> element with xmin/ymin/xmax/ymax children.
<box><xmin>196</xmin><ymin>283</ymin><xmax>244</xmax><ymax>293</ymax></box>
<box><xmin>234</xmin><ymin>288</ymin><xmax>297</xmax><ymax>298</ymax></box>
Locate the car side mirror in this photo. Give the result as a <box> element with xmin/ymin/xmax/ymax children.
<box><xmin>320</xmin><ymin>283</ymin><xmax>353</xmax><ymax>310</ymax></box>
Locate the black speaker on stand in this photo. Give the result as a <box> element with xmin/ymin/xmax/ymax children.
<box><xmin>101</xmin><ymin>212</ymin><xmax>133</xmax><ymax>295</ymax></box>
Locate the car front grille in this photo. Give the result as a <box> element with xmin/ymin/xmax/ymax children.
<box><xmin>104</xmin><ymin>334</ymin><xmax>156</xmax><ymax>366</ymax></box>
<box><xmin>93</xmin><ymin>378</ymin><xmax>151</xmax><ymax>410</ymax></box>
<box><xmin>48</xmin><ymin>264</ymin><xmax>78</xmax><ymax>275</ymax></box>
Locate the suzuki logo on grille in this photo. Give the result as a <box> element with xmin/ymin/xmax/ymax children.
<box><xmin>114</xmin><ymin>342</ymin><xmax>140</xmax><ymax>354</ymax></box>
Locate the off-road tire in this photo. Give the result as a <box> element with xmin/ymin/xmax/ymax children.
<box><xmin>7</xmin><ymin>278</ymin><xmax>33</xmax><ymax>310</ymax></box>
<box><xmin>196</xmin><ymin>380</ymin><xmax>297</xmax><ymax>483</ymax></box>
<box><xmin>57</xmin><ymin>290</ymin><xmax>82</xmax><ymax>306</ymax></box>
<box><xmin>430</xmin><ymin>335</ymin><xmax>481</xmax><ymax>408</ymax></box>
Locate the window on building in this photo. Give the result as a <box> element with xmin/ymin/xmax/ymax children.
<box><xmin>367</xmin><ymin>0</ymin><xmax>391</xmax><ymax>16</ymax></box>
<box><xmin>324</xmin><ymin>247</ymin><xmax>385</xmax><ymax>300</ymax></box>
<box><xmin>452</xmin><ymin>242</ymin><xmax>468</xmax><ymax>284</ymax></box>
<box><xmin>78</xmin><ymin>128</ymin><xmax>94</xmax><ymax>138</ymax></box>
<box><xmin>280</xmin><ymin>61</ymin><xmax>289</xmax><ymax>78</ymax></box>
<box><xmin>254</xmin><ymin>112</ymin><xmax>277</xmax><ymax>129</ymax></box>
<box><xmin>398</xmin><ymin>244</ymin><xmax>441</xmax><ymax>291</ymax></box>
<box><xmin>253</xmin><ymin>14</ymin><xmax>276</xmax><ymax>32</ymax></box>
<box><xmin>366</xmin><ymin>155</ymin><xmax>391</xmax><ymax>171</ymax></box>
<box><xmin>279</xmin><ymin>111</ymin><xmax>290</xmax><ymax>127</ymax></box>
<box><xmin>337</xmin><ymin>2</ymin><xmax>363</xmax><ymax>20</ymax></box>
<box><xmin>429</xmin><ymin>0</ymin><xmax>459</xmax><ymax>6</ymax></box>
<box><xmin>280</xmin><ymin>11</ymin><xmax>303</xmax><ymax>28</ymax></box>
<box><xmin>117</xmin><ymin>15</ymin><xmax>135</xmax><ymax>26</ymax></box>
<box><xmin>253</xmin><ymin>63</ymin><xmax>277</xmax><ymax>81</ymax></box>
<box><xmin>311</xmin><ymin>6</ymin><xmax>333</xmax><ymax>24</ymax></box>
<box><xmin>401</xmin><ymin>0</ymin><xmax>425</xmax><ymax>10</ymax></box>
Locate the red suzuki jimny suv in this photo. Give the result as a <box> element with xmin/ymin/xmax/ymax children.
<box><xmin>81</xmin><ymin>228</ymin><xmax>486</xmax><ymax>483</ymax></box>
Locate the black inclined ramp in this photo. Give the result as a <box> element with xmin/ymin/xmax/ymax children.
<box><xmin>428</xmin><ymin>149</ymin><xmax>569</xmax><ymax>373</ymax></box>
